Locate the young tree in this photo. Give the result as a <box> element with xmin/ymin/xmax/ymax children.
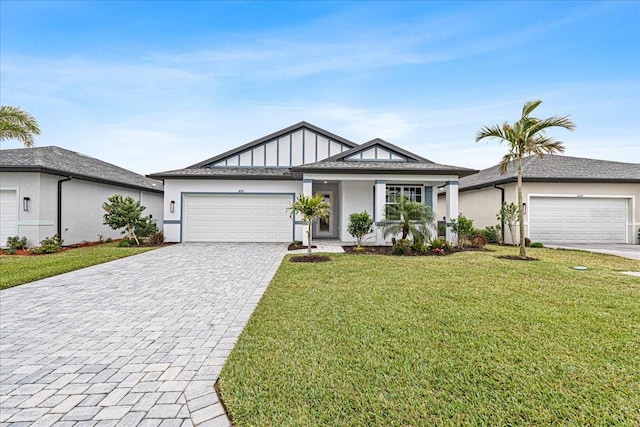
<box><xmin>476</xmin><ymin>100</ymin><xmax>575</xmax><ymax>258</ymax></box>
<box><xmin>287</xmin><ymin>194</ymin><xmax>330</xmax><ymax>256</ymax></box>
<box><xmin>102</xmin><ymin>194</ymin><xmax>150</xmax><ymax>245</ymax></box>
<box><xmin>449</xmin><ymin>215</ymin><xmax>474</xmax><ymax>248</ymax></box>
<box><xmin>380</xmin><ymin>196</ymin><xmax>435</xmax><ymax>243</ymax></box>
<box><xmin>497</xmin><ymin>202</ymin><xmax>519</xmax><ymax>245</ymax></box>
<box><xmin>347</xmin><ymin>211</ymin><xmax>374</xmax><ymax>248</ymax></box>
<box><xmin>0</xmin><ymin>106</ymin><xmax>41</xmax><ymax>147</ymax></box>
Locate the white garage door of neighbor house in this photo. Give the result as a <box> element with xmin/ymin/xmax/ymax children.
<box><xmin>529</xmin><ymin>197</ymin><xmax>627</xmax><ymax>244</ymax></box>
<box><xmin>0</xmin><ymin>190</ymin><xmax>18</xmax><ymax>246</ymax></box>
<box><xmin>183</xmin><ymin>194</ymin><xmax>294</xmax><ymax>242</ymax></box>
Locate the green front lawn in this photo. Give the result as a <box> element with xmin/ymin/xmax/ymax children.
<box><xmin>219</xmin><ymin>246</ymin><xmax>640</xmax><ymax>426</ymax></box>
<box><xmin>0</xmin><ymin>242</ymin><xmax>157</xmax><ymax>289</ymax></box>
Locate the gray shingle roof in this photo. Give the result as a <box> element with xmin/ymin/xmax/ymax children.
<box><xmin>293</xmin><ymin>139</ymin><xmax>477</xmax><ymax>177</ymax></box>
<box><xmin>148</xmin><ymin>167</ymin><xmax>294</xmax><ymax>180</ymax></box>
<box><xmin>459</xmin><ymin>155</ymin><xmax>640</xmax><ymax>190</ymax></box>
<box><xmin>0</xmin><ymin>146</ymin><xmax>163</xmax><ymax>192</ymax></box>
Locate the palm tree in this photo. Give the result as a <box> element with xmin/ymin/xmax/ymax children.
<box><xmin>380</xmin><ymin>196</ymin><xmax>435</xmax><ymax>243</ymax></box>
<box><xmin>476</xmin><ymin>100</ymin><xmax>575</xmax><ymax>258</ymax></box>
<box><xmin>287</xmin><ymin>194</ymin><xmax>330</xmax><ymax>256</ymax></box>
<box><xmin>0</xmin><ymin>106</ymin><xmax>41</xmax><ymax>147</ymax></box>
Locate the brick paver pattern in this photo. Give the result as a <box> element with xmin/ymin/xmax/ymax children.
<box><xmin>0</xmin><ymin>243</ymin><xmax>287</xmax><ymax>426</ymax></box>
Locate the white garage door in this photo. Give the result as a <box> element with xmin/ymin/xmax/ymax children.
<box><xmin>529</xmin><ymin>197</ymin><xmax>627</xmax><ymax>244</ymax></box>
<box><xmin>0</xmin><ymin>190</ymin><xmax>18</xmax><ymax>247</ymax></box>
<box><xmin>183</xmin><ymin>194</ymin><xmax>293</xmax><ymax>242</ymax></box>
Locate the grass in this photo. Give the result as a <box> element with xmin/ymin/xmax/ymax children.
<box><xmin>218</xmin><ymin>245</ymin><xmax>640</xmax><ymax>426</ymax></box>
<box><xmin>0</xmin><ymin>242</ymin><xmax>157</xmax><ymax>289</ymax></box>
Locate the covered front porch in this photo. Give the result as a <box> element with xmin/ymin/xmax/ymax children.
<box><xmin>301</xmin><ymin>174</ymin><xmax>460</xmax><ymax>246</ymax></box>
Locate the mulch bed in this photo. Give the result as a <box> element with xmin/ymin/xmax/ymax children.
<box><xmin>342</xmin><ymin>246</ymin><xmax>487</xmax><ymax>256</ymax></box>
<box><xmin>287</xmin><ymin>243</ymin><xmax>317</xmax><ymax>251</ymax></box>
<box><xmin>289</xmin><ymin>255</ymin><xmax>332</xmax><ymax>263</ymax></box>
<box><xmin>496</xmin><ymin>255</ymin><xmax>539</xmax><ymax>261</ymax></box>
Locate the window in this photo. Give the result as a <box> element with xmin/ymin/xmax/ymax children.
<box><xmin>385</xmin><ymin>185</ymin><xmax>423</xmax><ymax>219</ymax></box>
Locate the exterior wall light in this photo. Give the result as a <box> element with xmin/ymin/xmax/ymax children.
<box><xmin>522</xmin><ymin>203</ymin><xmax>527</xmax><ymax>215</ymax></box>
<box><xmin>170</xmin><ymin>200</ymin><xmax>175</xmax><ymax>213</ymax></box>
<box><xmin>23</xmin><ymin>197</ymin><xmax>30</xmax><ymax>211</ymax></box>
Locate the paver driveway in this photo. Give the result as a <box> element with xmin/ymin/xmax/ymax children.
<box><xmin>0</xmin><ymin>243</ymin><xmax>287</xmax><ymax>426</ymax></box>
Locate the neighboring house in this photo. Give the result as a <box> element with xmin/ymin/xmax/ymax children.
<box><xmin>148</xmin><ymin>122</ymin><xmax>477</xmax><ymax>244</ymax></box>
<box><xmin>437</xmin><ymin>155</ymin><xmax>640</xmax><ymax>245</ymax></box>
<box><xmin>0</xmin><ymin>146</ymin><xmax>164</xmax><ymax>247</ymax></box>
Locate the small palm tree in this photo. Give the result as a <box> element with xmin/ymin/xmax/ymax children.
<box><xmin>0</xmin><ymin>106</ymin><xmax>41</xmax><ymax>147</ymax></box>
<box><xmin>287</xmin><ymin>194</ymin><xmax>330</xmax><ymax>256</ymax></box>
<box><xmin>380</xmin><ymin>196</ymin><xmax>435</xmax><ymax>243</ymax></box>
<box><xmin>476</xmin><ymin>100</ymin><xmax>575</xmax><ymax>258</ymax></box>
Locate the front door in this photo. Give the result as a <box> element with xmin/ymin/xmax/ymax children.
<box><xmin>314</xmin><ymin>191</ymin><xmax>335</xmax><ymax>238</ymax></box>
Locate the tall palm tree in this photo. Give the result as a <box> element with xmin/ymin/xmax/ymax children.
<box><xmin>287</xmin><ymin>194</ymin><xmax>330</xmax><ymax>256</ymax></box>
<box><xmin>0</xmin><ymin>106</ymin><xmax>41</xmax><ymax>147</ymax></box>
<box><xmin>476</xmin><ymin>100</ymin><xmax>575</xmax><ymax>258</ymax></box>
<box><xmin>380</xmin><ymin>196</ymin><xmax>435</xmax><ymax>243</ymax></box>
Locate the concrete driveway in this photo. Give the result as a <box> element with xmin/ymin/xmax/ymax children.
<box><xmin>0</xmin><ymin>243</ymin><xmax>286</xmax><ymax>426</ymax></box>
<box><xmin>545</xmin><ymin>243</ymin><xmax>640</xmax><ymax>260</ymax></box>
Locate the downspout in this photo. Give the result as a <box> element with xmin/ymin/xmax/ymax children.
<box><xmin>493</xmin><ymin>184</ymin><xmax>505</xmax><ymax>244</ymax></box>
<box><xmin>57</xmin><ymin>176</ymin><xmax>72</xmax><ymax>239</ymax></box>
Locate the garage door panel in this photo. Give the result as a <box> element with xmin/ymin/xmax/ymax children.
<box><xmin>530</xmin><ymin>197</ymin><xmax>626</xmax><ymax>244</ymax></box>
<box><xmin>184</xmin><ymin>194</ymin><xmax>293</xmax><ymax>242</ymax></box>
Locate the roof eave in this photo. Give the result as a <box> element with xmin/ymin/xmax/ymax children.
<box><xmin>1</xmin><ymin>165</ymin><xmax>164</xmax><ymax>194</ymax></box>
<box><xmin>458</xmin><ymin>176</ymin><xmax>640</xmax><ymax>192</ymax></box>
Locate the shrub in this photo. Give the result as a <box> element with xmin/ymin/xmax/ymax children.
<box><xmin>530</xmin><ymin>242</ymin><xmax>544</xmax><ymax>248</ymax></box>
<box><xmin>136</xmin><ymin>217</ymin><xmax>159</xmax><ymax>239</ymax></box>
<box><xmin>482</xmin><ymin>225</ymin><xmax>501</xmax><ymax>243</ymax></box>
<box><xmin>30</xmin><ymin>235</ymin><xmax>63</xmax><ymax>254</ymax></box>
<box><xmin>347</xmin><ymin>211</ymin><xmax>374</xmax><ymax>247</ymax></box>
<box><xmin>146</xmin><ymin>232</ymin><xmax>165</xmax><ymax>246</ymax></box>
<box><xmin>429</xmin><ymin>238</ymin><xmax>446</xmax><ymax>249</ymax></box>
<box><xmin>392</xmin><ymin>239</ymin><xmax>412</xmax><ymax>255</ymax></box>
<box><xmin>450</xmin><ymin>215</ymin><xmax>474</xmax><ymax>248</ymax></box>
<box><xmin>353</xmin><ymin>246</ymin><xmax>365</xmax><ymax>253</ymax></box>
<box><xmin>118</xmin><ymin>239</ymin><xmax>132</xmax><ymax>247</ymax></box>
<box><xmin>6</xmin><ymin>236</ymin><xmax>27</xmax><ymax>250</ymax></box>
<box><xmin>411</xmin><ymin>238</ymin><xmax>428</xmax><ymax>253</ymax></box>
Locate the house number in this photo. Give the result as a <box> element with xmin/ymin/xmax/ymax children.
<box><xmin>577</xmin><ymin>194</ymin><xmax>584</xmax><ymax>197</ymax></box>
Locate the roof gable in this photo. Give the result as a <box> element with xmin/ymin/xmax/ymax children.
<box><xmin>0</xmin><ymin>146</ymin><xmax>163</xmax><ymax>192</ymax></box>
<box><xmin>190</xmin><ymin>121</ymin><xmax>358</xmax><ymax>169</ymax></box>
<box><xmin>326</xmin><ymin>138</ymin><xmax>431</xmax><ymax>163</ymax></box>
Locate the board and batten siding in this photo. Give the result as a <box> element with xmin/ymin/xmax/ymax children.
<box><xmin>211</xmin><ymin>129</ymin><xmax>352</xmax><ymax>167</ymax></box>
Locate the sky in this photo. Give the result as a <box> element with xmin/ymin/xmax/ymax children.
<box><xmin>1</xmin><ymin>0</ymin><xmax>639</xmax><ymax>176</ymax></box>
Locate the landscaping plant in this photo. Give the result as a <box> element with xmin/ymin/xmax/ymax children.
<box><xmin>6</xmin><ymin>236</ymin><xmax>27</xmax><ymax>252</ymax></box>
<box><xmin>380</xmin><ymin>196</ymin><xmax>434</xmax><ymax>244</ymax></box>
<box><xmin>347</xmin><ymin>211</ymin><xmax>374</xmax><ymax>248</ymax></box>
<box><xmin>102</xmin><ymin>194</ymin><xmax>153</xmax><ymax>245</ymax></box>
<box><xmin>449</xmin><ymin>215</ymin><xmax>474</xmax><ymax>248</ymax></box>
<box><xmin>286</xmin><ymin>194</ymin><xmax>330</xmax><ymax>256</ymax></box>
<box><xmin>477</xmin><ymin>99</ymin><xmax>575</xmax><ymax>258</ymax></box>
<box><xmin>497</xmin><ymin>202</ymin><xmax>519</xmax><ymax>245</ymax></box>
<box><xmin>0</xmin><ymin>105</ymin><xmax>41</xmax><ymax>147</ymax></box>
<box><xmin>30</xmin><ymin>235</ymin><xmax>63</xmax><ymax>254</ymax></box>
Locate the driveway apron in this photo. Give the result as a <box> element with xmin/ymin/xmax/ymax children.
<box><xmin>0</xmin><ymin>243</ymin><xmax>286</xmax><ymax>426</ymax></box>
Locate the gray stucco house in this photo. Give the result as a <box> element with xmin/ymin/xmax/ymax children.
<box><xmin>437</xmin><ymin>155</ymin><xmax>640</xmax><ymax>245</ymax></box>
<box><xmin>149</xmin><ymin>122</ymin><xmax>477</xmax><ymax>244</ymax></box>
<box><xmin>0</xmin><ymin>146</ymin><xmax>163</xmax><ymax>247</ymax></box>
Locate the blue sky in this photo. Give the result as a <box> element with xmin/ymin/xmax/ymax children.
<box><xmin>1</xmin><ymin>0</ymin><xmax>639</xmax><ymax>175</ymax></box>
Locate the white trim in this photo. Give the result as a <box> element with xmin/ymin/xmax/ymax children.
<box><xmin>303</xmin><ymin>173</ymin><xmax>456</xmax><ymax>183</ymax></box>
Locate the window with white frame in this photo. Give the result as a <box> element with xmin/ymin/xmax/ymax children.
<box><xmin>385</xmin><ymin>185</ymin><xmax>423</xmax><ymax>219</ymax></box>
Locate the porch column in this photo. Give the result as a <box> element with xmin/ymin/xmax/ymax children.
<box><xmin>302</xmin><ymin>179</ymin><xmax>313</xmax><ymax>245</ymax></box>
<box><xmin>445</xmin><ymin>180</ymin><xmax>459</xmax><ymax>244</ymax></box>
<box><xmin>429</xmin><ymin>185</ymin><xmax>438</xmax><ymax>239</ymax></box>
<box><xmin>374</xmin><ymin>180</ymin><xmax>387</xmax><ymax>245</ymax></box>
